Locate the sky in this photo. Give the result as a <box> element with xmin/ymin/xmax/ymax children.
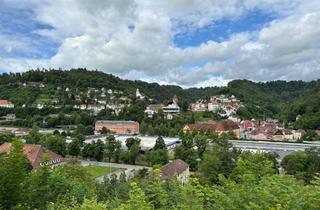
<box><xmin>0</xmin><ymin>0</ymin><xmax>320</xmax><ymax>87</ymax></box>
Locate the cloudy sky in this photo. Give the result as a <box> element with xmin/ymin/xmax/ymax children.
<box><xmin>0</xmin><ymin>0</ymin><xmax>320</xmax><ymax>87</ymax></box>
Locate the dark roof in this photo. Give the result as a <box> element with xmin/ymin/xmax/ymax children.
<box><xmin>161</xmin><ymin>159</ymin><xmax>189</xmax><ymax>180</ymax></box>
<box><xmin>273</xmin><ymin>129</ymin><xmax>283</xmax><ymax>135</ymax></box>
<box><xmin>0</xmin><ymin>143</ymin><xmax>63</xmax><ymax>169</ymax></box>
<box><xmin>95</xmin><ymin>120</ymin><xmax>139</xmax><ymax>125</ymax></box>
<box><xmin>186</xmin><ymin>120</ymin><xmax>239</xmax><ymax>132</ymax></box>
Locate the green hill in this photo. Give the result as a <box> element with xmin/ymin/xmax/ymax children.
<box><xmin>0</xmin><ymin>69</ymin><xmax>319</xmax><ymax>127</ymax></box>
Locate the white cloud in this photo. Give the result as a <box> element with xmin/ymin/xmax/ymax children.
<box><xmin>0</xmin><ymin>0</ymin><xmax>320</xmax><ymax>87</ymax></box>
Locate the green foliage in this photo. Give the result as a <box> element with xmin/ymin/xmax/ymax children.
<box><xmin>119</xmin><ymin>182</ymin><xmax>152</xmax><ymax>210</ymax></box>
<box><xmin>146</xmin><ymin>136</ymin><xmax>169</xmax><ymax>166</ymax></box>
<box><xmin>43</xmin><ymin>135</ymin><xmax>67</xmax><ymax>156</ymax></box>
<box><xmin>281</xmin><ymin>147</ymin><xmax>320</xmax><ymax>183</ymax></box>
<box><xmin>154</xmin><ymin>136</ymin><xmax>166</xmax><ymax>150</ymax></box>
<box><xmin>198</xmin><ymin>139</ymin><xmax>239</xmax><ymax>184</ymax></box>
<box><xmin>0</xmin><ymin>141</ymin><xmax>30</xmax><ymax>209</ymax></box>
<box><xmin>68</xmin><ymin>139</ymin><xmax>81</xmax><ymax>156</ymax></box>
<box><xmin>174</xmin><ymin>135</ymin><xmax>198</xmax><ymax>170</ymax></box>
<box><xmin>26</xmin><ymin>165</ymin><xmax>51</xmax><ymax>209</ymax></box>
<box><xmin>144</xmin><ymin>169</ymin><xmax>169</xmax><ymax>209</ymax></box>
<box><xmin>96</xmin><ymin>173</ymin><xmax>130</xmax><ymax>203</ymax></box>
<box><xmin>230</xmin><ymin>152</ymin><xmax>276</xmax><ymax>183</ymax></box>
<box><xmin>83</xmin><ymin>165</ymin><xmax>116</xmax><ymax>178</ymax></box>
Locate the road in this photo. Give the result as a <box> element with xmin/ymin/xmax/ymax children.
<box><xmin>81</xmin><ymin>160</ymin><xmax>151</xmax><ymax>183</ymax></box>
<box><xmin>229</xmin><ymin>140</ymin><xmax>320</xmax><ymax>159</ymax></box>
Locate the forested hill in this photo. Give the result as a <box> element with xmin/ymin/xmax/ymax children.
<box><xmin>0</xmin><ymin>69</ymin><xmax>319</xmax><ymax>124</ymax></box>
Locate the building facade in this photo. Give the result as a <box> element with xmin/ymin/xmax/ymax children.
<box><xmin>0</xmin><ymin>143</ymin><xmax>64</xmax><ymax>169</ymax></box>
<box><xmin>161</xmin><ymin>159</ymin><xmax>189</xmax><ymax>184</ymax></box>
<box><xmin>183</xmin><ymin>120</ymin><xmax>240</xmax><ymax>139</ymax></box>
<box><xmin>0</xmin><ymin>100</ymin><xmax>14</xmax><ymax>108</ymax></box>
<box><xmin>95</xmin><ymin>120</ymin><xmax>140</xmax><ymax>135</ymax></box>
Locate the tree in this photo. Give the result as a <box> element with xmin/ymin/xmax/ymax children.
<box><xmin>0</xmin><ymin>141</ymin><xmax>30</xmax><ymax>209</ymax></box>
<box><xmin>281</xmin><ymin>147</ymin><xmax>320</xmax><ymax>183</ymax></box>
<box><xmin>119</xmin><ymin>182</ymin><xmax>152</xmax><ymax>210</ymax></box>
<box><xmin>45</xmin><ymin>135</ymin><xmax>67</xmax><ymax>156</ymax></box>
<box><xmin>230</xmin><ymin>152</ymin><xmax>276</xmax><ymax>183</ymax></box>
<box><xmin>26</xmin><ymin>163</ymin><xmax>51</xmax><ymax>209</ymax></box>
<box><xmin>94</xmin><ymin>140</ymin><xmax>105</xmax><ymax>161</ymax></box>
<box><xmin>68</xmin><ymin>139</ymin><xmax>81</xmax><ymax>157</ymax></box>
<box><xmin>105</xmin><ymin>135</ymin><xmax>117</xmax><ymax>162</ymax></box>
<box><xmin>126</xmin><ymin>137</ymin><xmax>141</xmax><ymax>150</ymax></box>
<box><xmin>194</xmin><ymin>134</ymin><xmax>208</xmax><ymax>159</ymax></box>
<box><xmin>27</xmin><ymin>123</ymin><xmax>41</xmax><ymax>144</ymax></box>
<box><xmin>144</xmin><ymin>169</ymin><xmax>168</xmax><ymax>209</ymax></box>
<box><xmin>174</xmin><ymin>132</ymin><xmax>198</xmax><ymax>170</ymax></box>
<box><xmin>154</xmin><ymin>136</ymin><xmax>166</xmax><ymax>150</ymax></box>
<box><xmin>127</xmin><ymin>143</ymin><xmax>140</xmax><ymax>165</ymax></box>
<box><xmin>101</xmin><ymin>127</ymin><xmax>110</xmax><ymax>134</ymax></box>
<box><xmin>147</xmin><ymin>149</ymin><xmax>168</xmax><ymax>166</ymax></box>
<box><xmin>198</xmin><ymin>140</ymin><xmax>239</xmax><ymax>184</ymax></box>
<box><xmin>114</xmin><ymin>140</ymin><xmax>122</xmax><ymax>163</ymax></box>
<box><xmin>147</xmin><ymin>136</ymin><xmax>169</xmax><ymax>166</ymax></box>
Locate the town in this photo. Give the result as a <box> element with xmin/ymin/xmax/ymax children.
<box><xmin>1</xmin><ymin>0</ymin><xmax>320</xmax><ymax>208</ymax></box>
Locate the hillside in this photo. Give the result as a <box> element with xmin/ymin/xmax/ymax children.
<box><xmin>0</xmin><ymin>69</ymin><xmax>319</xmax><ymax>125</ymax></box>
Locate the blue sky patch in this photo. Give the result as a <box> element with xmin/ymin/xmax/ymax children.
<box><xmin>174</xmin><ymin>9</ymin><xmax>277</xmax><ymax>47</ymax></box>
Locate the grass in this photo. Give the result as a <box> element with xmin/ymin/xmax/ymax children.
<box><xmin>83</xmin><ymin>165</ymin><xmax>117</xmax><ymax>178</ymax></box>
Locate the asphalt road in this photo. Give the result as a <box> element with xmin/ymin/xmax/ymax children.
<box><xmin>229</xmin><ymin>140</ymin><xmax>320</xmax><ymax>159</ymax></box>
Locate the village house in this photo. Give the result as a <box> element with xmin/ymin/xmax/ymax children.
<box><xmin>144</xmin><ymin>104</ymin><xmax>165</xmax><ymax>118</ymax></box>
<box><xmin>4</xmin><ymin>114</ymin><xmax>16</xmax><ymax>121</ymax></box>
<box><xmin>95</xmin><ymin>120</ymin><xmax>140</xmax><ymax>135</ymax></box>
<box><xmin>292</xmin><ymin>129</ymin><xmax>306</xmax><ymax>140</ymax></box>
<box><xmin>283</xmin><ymin>129</ymin><xmax>294</xmax><ymax>140</ymax></box>
<box><xmin>80</xmin><ymin>104</ymin><xmax>87</xmax><ymax>110</ymax></box>
<box><xmin>183</xmin><ymin>120</ymin><xmax>240</xmax><ymax>139</ymax></box>
<box><xmin>190</xmin><ymin>100</ymin><xmax>208</xmax><ymax>112</ymax></box>
<box><xmin>259</xmin><ymin>122</ymin><xmax>279</xmax><ymax>134</ymax></box>
<box><xmin>0</xmin><ymin>100</ymin><xmax>14</xmax><ymax>108</ymax></box>
<box><xmin>0</xmin><ymin>143</ymin><xmax>64</xmax><ymax>169</ymax></box>
<box><xmin>240</xmin><ymin>120</ymin><xmax>256</xmax><ymax>131</ymax></box>
<box><xmin>87</xmin><ymin>104</ymin><xmax>105</xmax><ymax>114</ymax></box>
<box><xmin>163</xmin><ymin>96</ymin><xmax>180</xmax><ymax>120</ymax></box>
<box><xmin>272</xmin><ymin>129</ymin><xmax>285</xmax><ymax>141</ymax></box>
<box><xmin>14</xmin><ymin>128</ymin><xmax>29</xmax><ymax>136</ymax></box>
<box><xmin>207</xmin><ymin>95</ymin><xmax>241</xmax><ymax>117</ymax></box>
<box><xmin>161</xmin><ymin>159</ymin><xmax>189</xmax><ymax>184</ymax></box>
<box><xmin>251</xmin><ymin>130</ymin><xmax>270</xmax><ymax>140</ymax></box>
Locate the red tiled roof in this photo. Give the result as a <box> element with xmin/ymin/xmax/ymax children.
<box><xmin>186</xmin><ymin>120</ymin><xmax>239</xmax><ymax>132</ymax></box>
<box><xmin>161</xmin><ymin>159</ymin><xmax>189</xmax><ymax>180</ymax></box>
<box><xmin>0</xmin><ymin>143</ymin><xmax>63</xmax><ymax>169</ymax></box>
<box><xmin>0</xmin><ymin>100</ymin><xmax>12</xmax><ymax>105</ymax></box>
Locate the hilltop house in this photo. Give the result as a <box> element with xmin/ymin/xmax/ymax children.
<box><xmin>207</xmin><ymin>95</ymin><xmax>241</xmax><ymax>117</ymax></box>
<box><xmin>144</xmin><ymin>104</ymin><xmax>165</xmax><ymax>118</ymax></box>
<box><xmin>0</xmin><ymin>100</ymin><xmax>14</xmax><ymax>108</ymax></box>
<box><xmin>136</xmin><ymin>88</ymin><xmax>145</xmax><ymax>99</ymax></box>
<box><xmin>0</xmin><ymin>143</ymin><xmax>64</xmax><ymax>169</ymax></box>
<box><xmin>95</xmin><ymin>120</ymin><xmax>140</xmax><ymax>135</ymax></box>
<box><xmin>163</xmin><ymin>96</ymin><xmax>180</xmax><ymax>120</ymax></box>
<box><xmin>190</xmin><ymin>100</ymin><xmax>208</xmax><ymax>112</ymax></box>
<box><xmin>161</xmin><ymin>159</ymin><xmax>189</xmax><ymax>184</ymax></box>
<box><xmin>183</xmin><ymin>120</ymin><xmax>240</xmax><ymax>139</ymax></box>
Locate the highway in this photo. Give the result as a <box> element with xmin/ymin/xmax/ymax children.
<box><xmin>229</xmin><ymin>140</ymin><xmax>320</xmax><ymax>159</ymax></box>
